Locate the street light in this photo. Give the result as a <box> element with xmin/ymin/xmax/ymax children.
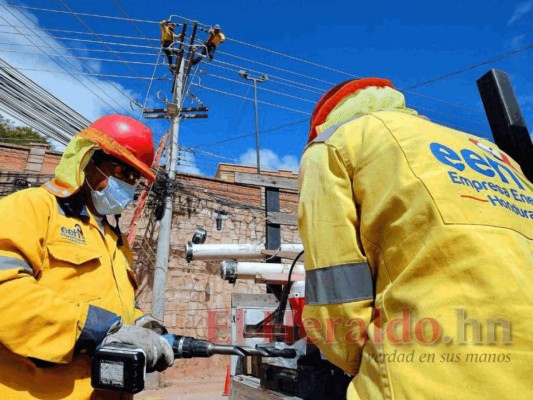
<box><xmin>238</xmin><ymin>70</ymin><xmax>268</xmax><ymax>174</ymax></box>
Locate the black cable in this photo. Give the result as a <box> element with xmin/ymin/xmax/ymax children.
<box><xmin>249</xmin><ymin>250</ymin><xmax>305</xmax><ymax>337</ymax></box>
<box><xmin>113</xmin><ymin>214</ymin><xmax>124</xmax><ymax>247</ymax></box>
<box><xmin>274</xmin><ymin>250</ymin><xmax>305</xmax><ymax>326</ymax></box>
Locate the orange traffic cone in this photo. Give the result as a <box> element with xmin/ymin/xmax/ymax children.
<box><xmin>222</xmin><ymin>365</ymin><xmax>231</xmax><ymax>396</ymax></box>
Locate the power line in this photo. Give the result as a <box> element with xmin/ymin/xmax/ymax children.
<box><xmin>212</xmin><ymin>59</ymin><xmax>324</xmax><ymax>95</ymax></box>
<box><xmin>58</xmin><ymin>0</ymin><xmax>147</xmax><ymax>84</ymax></box>
<box><xmin>0</xmin><ymin>7</ymin><xmax>127</xmax><ymax>114</ymax></box>
<box><xmin>203</xmin><ymin>64</ymin><xmax>486</xmax><ymax>133</ymax></box>
<box><xmin>0</xmin><ymin>40</ymin><xmax>156</xmax><ymax>58</ymax></box>
<box><xmin>0</xmin><ymin>29</ymin><xmax>159</xmax><ymax>51</ymax></box>
<box><xmin>200</xmin><ymin>70</ymin><xmax>316</xmax><ymax>104</ymax></box>
<box><xmin>179</xmin><ymin>145</ymin><xmax>239</xmax><ymax>162</ymax></box>
<box><xmin>11</xmin><ymin>4</ymin><xmax>162</xmax><ymax>25</ymax></box>
<box><xmin>0</xmin><ymin>57</ymin><xmax>91</xmax><ymax>145</ymax></box>
<box><xmin>226</xmin><ymin>37</ymin><xmax>362</xmax><ymax>79</ymax></box>
<box><xmin>12</xmin><ymin>66</ymin><xmax>171</xmax><ymax>81</ymax></box>
<box><xmin>8</xmin><ymin>2</ymin><xmax>499</xmax><ymax>117</ymax></box>
<box><xmin>213</xmin><ymin>51</ymin><xmax>486</xmax><ymax>118</ymax></box>
<box><xmin>192</xmin><ymin>119</ymin><xmax>309</xmax><ymax>149</ymax></box>
<box><xmin>404</xmin><ymin>43</ymin><xmax>533</xmax><ymax>90</ymax></box>
<box><xmin>217</xmin><ymin>49</ymin><xmax>335</xmax><ymax>87</ymax></box>
<box><xmin>411</xmin><ymin>103</ymin><xmax>487</xmax><ymax>128</ymax></box>
<box><xmin>0</xmin><ymin>22</ymin><xmax>160</xmax><ymax>43</ymax></box>
<box><xmin>191</xmin><ymin>83</ymin><xmax>311</xmax><ymax>115</ymax></box>
<box><xmin>6</xmin><ymin>4</ymin><xmax>335</xmax><ymax>94</ymax></box>
<box><xmin>403</xmin><ymin>90</ymin><xmax>483</xmax><ymax>114</ymax></box>
<box><xmin>0</xmin><ymin>47</ymin><xmax>160</xmax><ymax>67</ymax></box>
<box><xmin>206</xmin><ymin>68</ymin><xmax>488</xmax><ymax>132</ymax></box>
<box><xmin>111</xmin><ymin>0</ymin><xmax>165</xmax><ymax>122</ymax></box>
<box><xmin>0</xmin><ymin>34</ymin><xmax>485</xmax><ymax>125</ymax></box>
<box><xmin>111</xmin><ymin>0</ymin><xmax>159</xmax><ymax>51</ymax></box>
<box><xmin>0</xmin><ymin>17</ymin><xmax>143</xmax><ymax>112</ymax></box>
<box><xmin>5</xmin><ymin>3</ymin><xmax>515</xmax><ymax>142</ymax></box>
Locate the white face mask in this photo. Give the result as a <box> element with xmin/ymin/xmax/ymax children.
<box><xmin>88</xmin><ymin>165</ymin><xmax>136</xmax><ymax>215</ymax></box>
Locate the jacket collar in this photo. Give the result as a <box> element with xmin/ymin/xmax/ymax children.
<box><xmin>57</xmin><ymin>192</ymin><xmax>91</xmax><ymax>219</ymax></box>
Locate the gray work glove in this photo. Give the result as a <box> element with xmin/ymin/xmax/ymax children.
<box><xmin>135</xmin><ymin>315</ymin><xmax>168</xmax><ymax>335</ymax></box>
<box><xmin>101</xmin><ymin>325</ymin><xmax>174</xmax><ymax>372</ymax></box>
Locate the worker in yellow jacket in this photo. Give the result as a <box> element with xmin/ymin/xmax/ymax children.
<box><xmin>298</xmin><ymin>78</ymin><xmax>533</xmax><ymax>399</ymax></box>
<box><xmin>0</xmin><ymin>115</ymin><xmax>173</xmax><ymax>399</ymax></box>
<box><xmin>160</xmin><ymin>19</ymin><xmax>183</xmax><ymax>71</ymax></box>
<box><xmin>192</xmin><ymin>24</ymin><xmax>225</xmax><ymax>65</ymax></box>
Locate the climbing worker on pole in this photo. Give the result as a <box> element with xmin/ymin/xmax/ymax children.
<box><xmin>0</xmin><ymin>115</ymin><xmax>174</xmax><ymax>399</ymax></box>
<box><xmin>192</xmin><ymin>24</ymin><xmax>225</xmax><ymax>65</ymax></box>
<box><xmin>298</xmin><ymin>78</ymin><xmax>533</xmax><ymax>399</ymax></box>
<box><xmin>160</xmin><ymin>19</ymin><xmax>183</xmax><ymax>71</ymax></box>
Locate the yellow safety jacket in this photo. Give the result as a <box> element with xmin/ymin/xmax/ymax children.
<box><xmin>207</xmin><ymin>30</ymin><xmax>225</xmax><ymax>47</ymax></box>
<box><xmin>0</xmin><ymin>134</ymin><xmax>143</xmax><ymax>400</ymax></box>
<box><xmin>160</xmin><ymin>21</ymin><xmax>177</xmax><ymax>43</ymax></box>
<box><xmin>298</xmin><ymin>86</ymin><xmax>533</xmax><ymax>399</ymax></box>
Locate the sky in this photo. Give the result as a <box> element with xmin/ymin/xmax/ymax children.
<box><xmin>0</xmin><ymin>0</ymin><xmax>531</xmax><ymax>177</ymax></box>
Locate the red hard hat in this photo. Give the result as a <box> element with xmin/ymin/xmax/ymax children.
<box><xmin>85</xmin><ymin>115</ymin><xmax>156</xmax><ymax>181</ymax></box>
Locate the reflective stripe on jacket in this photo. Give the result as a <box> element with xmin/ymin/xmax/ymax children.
<box><xmin>298</xmin><ymin>110</ymin><xmax>533</xmax><ymax>399</ymax></box>
<box><xmin>0</xmin><ymin>187</ymin><xmax>143</xmax><ymax>399</ymax></box>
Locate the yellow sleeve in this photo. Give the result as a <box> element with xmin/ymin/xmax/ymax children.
<box><xmin>298</xmin><ymin>142</ymin><xmax>373</xmax><ymax>375</ymax></box>
<box><xmin>160</xmin><ymin>21</ymin><xmax>168</xmax><ymax>40</ymax></box>
<box><xmin>0</xmin><ymin>190</ymin><xmax>119</xmax><ymax>363</ymax></box>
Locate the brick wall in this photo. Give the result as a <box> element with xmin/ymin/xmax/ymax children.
<box><xmin>0</xmin><ymin>143</ymin><xmax>59</xmax><ymax>196</ymax></box>
<box><xmin>0</xmin><ymin>143</ymin><xmax>30</xmax><ymax>173</ymax></box>
<box><xmin>0</xmin><ymin>142</ymin><xmax>62</xmax><ymax>175</ymax></box>
<box><xmin>41</xmin><ymin>152</ymin><xmax>62</xmax><ymax>175</ymax></box>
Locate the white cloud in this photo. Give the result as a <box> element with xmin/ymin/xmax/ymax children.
<box><xmin>510</xmin><ymin>34</ymin><xmax>526</xmax><ymax>49</ymax></box>
<box><xmin>508</xmin><ymin>0</ymin><xmax>533</xmax><ymax>25</ymax></box>
<box><xmin>0</xmin><ymin>1</ymin><xmax>138</xmax><ymax>121</ymax></box>
<box><xmin>239</xmin><ymin>148</ymin><xmax>300</xmax><ymax>173</ymax></box>
<box><xmin>176</xmin><ymin>149</ymin><xmax>202</xmax><ymax>175</ymax></box>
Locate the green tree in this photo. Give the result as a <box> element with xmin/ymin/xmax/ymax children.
<box><xmin>0</xmin><ymin>115</ymin><xmax>50</xmax><ymax>146</ymax></box>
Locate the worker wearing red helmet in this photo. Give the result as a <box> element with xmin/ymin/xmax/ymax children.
<box><xmin>298</xmin><ymin>79</ymin><xmax>533</xmax><ymax>399</ymax></box>
<box><xmin>0</xmin><ymin>115</ymin><xmax>173</xmax><ymax>399</ymax></box>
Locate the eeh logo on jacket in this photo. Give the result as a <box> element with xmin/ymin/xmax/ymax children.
<box><xmin>429</xmin><ymin>138</ymin><xmax>533</xmax><ymax>224</ymax></box>
<box><xmin>60</xmin><ymin>224</ymin><xmax>87</xmax><ymax>244</ymax></box>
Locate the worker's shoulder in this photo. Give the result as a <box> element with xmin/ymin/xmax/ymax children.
<box><xmin>359</xmin><ymin>111</ymin><xmax>473</xmax><ymax>143</ymax></box>
<box><xmin>318</xmin><ymin>111</ymin><xmax>417</xmax><ymax>142</ymax></box>
<box><xmin>314</xmin><ymin>110</ymin><xmax>467</xmax><ymax>147</ymax></box>
<box><xmin>329</xmin><ymin>111</ymin><xmax>421</xmax><ymax>132</ymax></box>
<box><xmin>0</xmin><ymin>186</ymin><xmax>56</xmax><ymax>210</ymax></box>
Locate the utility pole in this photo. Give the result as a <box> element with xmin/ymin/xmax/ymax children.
<box><xmin>148</xmin><ymin>21</ymin><xmax>206</xmax><ymax>322</ymax></box>
<box><xmin>238</xmin><ymin>70</ymin><xmax>267</xmax><ymax>174</ymax></box>
<box><xmin>151</xmin><ymin>57</ymin><xmax>185</xmax><ymax>322</ymax></box>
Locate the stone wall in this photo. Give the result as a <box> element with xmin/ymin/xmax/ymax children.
<box><xmin>127</xmin><ymin>172</ymin><xmax>300</xmax><ymax>383</ymax></box>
